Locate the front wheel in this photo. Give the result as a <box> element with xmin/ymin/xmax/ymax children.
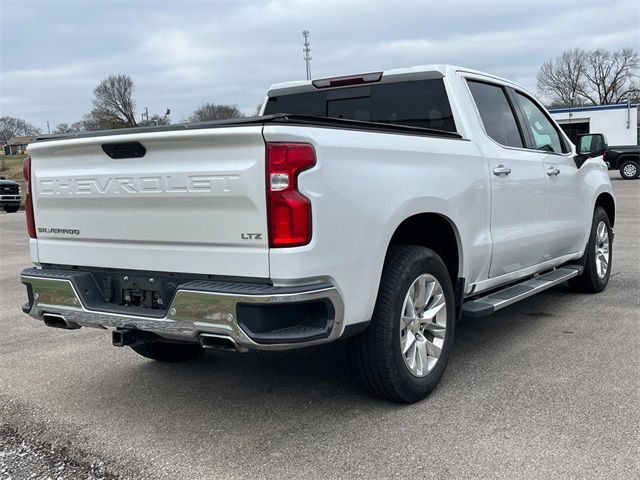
<box><xmin>569</xmin><ymin>207</ymin><xmax>612</xmax><ymax>293</ymax></box>
<box><xmin>131</xmin><ymin>341</ymin><xmax>204</xmax><ymax>362</ymax></box>
<box><xmin>619</xmin><ymin>160</ymin><xmax>639</xmax><ymax>180</ymax></box>
<box><xmin>3</xmin><ymin>205</ymin><xmax>19</xmax><ymax>213</ymax></box>
<box><xmin>348</xmin><ymin>246</ymin><xmax>455</xmax><ymax>403</ymax></box>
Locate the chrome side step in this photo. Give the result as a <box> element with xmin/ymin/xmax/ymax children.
<box><xmin>462</xmin><ymin>265</ymin><xmax>583</xmax><ymax>318</ymax></box>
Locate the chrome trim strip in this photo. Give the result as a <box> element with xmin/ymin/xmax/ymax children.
<box><xmin>21</xmin><ymin>273</ymin><xmax>344</xmax><ymax>351</ymax></box>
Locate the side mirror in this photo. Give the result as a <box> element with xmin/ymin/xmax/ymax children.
<box><xmin>575</xmin><ymin>133</ymin><xmax>607</xmax><ymax>168</ymax></box>
<box><xmin>576</xmin><ymin>133</ymin><xmax>607</xmax><ymax>157</ymax></box>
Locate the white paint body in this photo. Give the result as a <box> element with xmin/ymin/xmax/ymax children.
<box><xmin>26</xmin><ymin>65</ymin><xmax>615</xmax><ymax>333</ymax></box>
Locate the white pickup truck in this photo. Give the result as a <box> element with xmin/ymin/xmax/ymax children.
<box><xmin>20</xmin><ymin>65</ymin><xmax>615</xmax><ymax>403</ymax></box>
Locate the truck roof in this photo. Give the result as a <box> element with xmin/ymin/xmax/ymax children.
<box><xmin>267</xmin><ymin>64</ymin><xmax>524</xmax><ymax>97</ymax></box>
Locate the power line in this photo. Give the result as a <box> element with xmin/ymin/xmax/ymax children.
<box><xmin>302</xmin><ymin>30</ymin><xmax>312</xmax><ymax>80</ymax></box>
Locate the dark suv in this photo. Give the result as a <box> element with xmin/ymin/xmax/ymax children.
<box><xmin>604</xmin><ymin>145</ymin><xmax>640</xmax><ymax>180</ymax></box>
<box><xmin>0</xmin><ymin>177</ymin><xmax>22</xmax><ymax>213</ymax></box>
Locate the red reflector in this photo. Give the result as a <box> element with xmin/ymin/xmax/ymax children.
<box><xmin>22</xmin><ymin>156</ymin><xmax>36</xmax><ymax>238</ymax></box>
<box><xmin>266</xmin><ymin>143</ymin><xmax>315</xmax><ymax>247</ymax></box>
<box><xmin>312</xmin><ymin>71</ymin><xmax>383</xmax><ymax>89</ymax></box>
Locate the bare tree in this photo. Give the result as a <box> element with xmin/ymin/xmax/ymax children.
<box><xmin>0</xmin><ymin>116</ymin><xmax>41</xmax><ymax>144</ymax></box>
<box><xmin>537</xmin><ymin>49</ymin><xmax>586</xmax><ymax>107</ymax></box>
<box><xmin>81</xmin><ymin>110</ymin><xmax>108</xmax><ymax>131</ymax></box>
<box><xmin>538</xmin><ymin>48</ymin><xmax>640</xmax><ymax>106</ymax></box>
<box><xmin>53</xmin><ymin>123</ymin><xmax>71</xmax><ymax>134</ymax></box>
<box><xmin>69</xmin><ymin>121</ymin><xmax>85</xmax><ymax>133</ymax></box>
<box><xmin>86</xmin><ymin>74</ymin><xmax>137</xmax><ymax>130</ymax></box>
<box><xmin>189</xmin><ymin>103</ymin><xmax>245</xmax><ymax>122</ymax></box>
<box><xmin>580</xmin><ymin>48</ymin><xmax>640</xmax><ymax>104</ymax></box>
<box><xmin>0</xmin><ymin>117</ymin><xmax>40</xmax><ymax>170</ymax></box>
<box><xmin>53</xmin><ymin>122</ymin><xmax>84</xmax><ymax>134</ymax></box>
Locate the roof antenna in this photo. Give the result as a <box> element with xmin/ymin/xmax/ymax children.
<box><xmin>302</xmin><ymin>30</ymin><xmax>312</xmax><ymax>80</ymax></box>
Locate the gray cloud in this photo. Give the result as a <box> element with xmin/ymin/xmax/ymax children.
<box><xmin>1</xmin><ymin>0</ymin><xmax>638</xmax><ymax>130</ymax></box>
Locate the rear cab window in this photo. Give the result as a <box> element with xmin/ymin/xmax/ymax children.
<box><xmin>466</xmin><ymin>80</ymin><xmax>524</xmax><ymax>148</ymax></box>
<box><xmin>264</xmin><ymin>79</ymin><xmax>457</xmax><ymax>132</ymax></box>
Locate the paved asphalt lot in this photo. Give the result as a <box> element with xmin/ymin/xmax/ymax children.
<box><xmin>1</xmin><ymin>174</ymin><xmax>638</xmax><ymax>480</ymax></box>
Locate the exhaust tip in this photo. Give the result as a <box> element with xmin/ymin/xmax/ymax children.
<box><xmin>43</xmin><ymin>313</ymin><xmax>80</xmax><ymax>330</ymax></box>
<box><xmin>199</xmin><ymin>334</ymin><xmax>239</xmax><ymax>352</ymax></box>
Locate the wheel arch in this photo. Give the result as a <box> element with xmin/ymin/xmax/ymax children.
<box><xmin>617</xmin><ymin>153</ymin><xmax>640</xmax><ymax>164</ymax></box>
<box><xmin>595</xmin><ymin>192</ymin><xmax>615</xmax><ymax>227</ymax></box>
<box><xmin>386</xmin><ymin>212</ymin><xmax>463</xmax><ymax>284</ymax></box>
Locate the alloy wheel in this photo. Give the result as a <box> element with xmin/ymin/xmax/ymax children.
<box><xmin>622</xmin><ymin>163</ymin><xmax>637</xmax><ymax>178</ymax></box>
<box><xmin>400</xmin><ymin>274</ymin><xmax>447</xmax><ymax>377</ymax></box>
<box><xmin>595</xmin><ymin>221</ymin><xmax>610</xmax><ymax>279</ymax></box>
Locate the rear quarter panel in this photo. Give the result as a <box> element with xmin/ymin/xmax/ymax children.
<box><xmin>264</xmin><ymin>125</ymin><xmax>490</xmax><ymax>327</ymax></box>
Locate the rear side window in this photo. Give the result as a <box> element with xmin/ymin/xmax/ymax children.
<box><xmin>264</xmin><ymin>79</ymin><xmax>456</xmax><ymax>132</ymax></box>
<box><xmin>515</xmin><ymin>92</ymin><xmax>566</xmax><ymax>153</ymax></box>
<box><xmin>467</xmin><ymin>80</ymin><xmax>523</xmax><ymax>148</ymax></box>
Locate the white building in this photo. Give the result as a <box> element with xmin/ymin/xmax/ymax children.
<box><xmin>548</xmin><ymin>103</ymin><xmax>638</xmax><ymax>147</ymax></box>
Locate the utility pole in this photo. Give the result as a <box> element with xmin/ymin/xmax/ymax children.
<box><xmin>46</xmin><ymin>121</ymin><xmax>50</xmax><ymax>135</ymax></box>
<box><xmin>302</xmin><ymin>30</ymin><xmax>312</xmax><ymax>80</ymax></box>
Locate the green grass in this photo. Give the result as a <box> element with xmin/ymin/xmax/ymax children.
<box><xmin>1</xmin><ymin>155</ymin><xmax>27</xmax><ymax>209</ymax></box>
<box><xmin>1</xmin><ymin>154</ymin><xmax>27</xmax><ymax>181</ymax></box>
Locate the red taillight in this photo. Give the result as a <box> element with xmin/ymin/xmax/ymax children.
<box><xmin>266</xmin><ymin>143</ymin><xmax>315</xmax><ymax>247</ymax></box>
<box><xmin>23</xmin><ymin>156</ymin><xmax>36</xmax><ymax>238</ymax></box>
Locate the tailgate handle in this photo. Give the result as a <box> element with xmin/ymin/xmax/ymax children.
<box><xmin>102</xmin><ymin>142</ymin><xmax>146</xmax><ymax>159</ymax></box>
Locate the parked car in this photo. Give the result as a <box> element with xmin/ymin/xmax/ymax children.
<box><xmin>604</xmin><ymin>145</ymin><xmax>640</xmax><ymax>179</ymax></box>
<box><xmin>0</xmin><ymin>177</ymin><xmax>22</xmax><ymax>213</ymax></box>
<box><xmin>19</xmin><ymin>65</ymin><xmax>615</xmax><ymax>403</ymax></box>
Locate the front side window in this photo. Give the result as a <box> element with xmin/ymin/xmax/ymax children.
<box><xmin>515</xmin><ymin>93</ymin><xmax>565</xmax><ymax>153</ymax></box>
<box><xmin>467</xmin><ymin>80</ymin><xmax>523</xmax><ymax>148</ymax></box>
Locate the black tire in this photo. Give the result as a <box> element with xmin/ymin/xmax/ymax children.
<box><xmin>348</xmin><ymin>246</ymin><xmax>456</xmax><ymax>403</ymax></box>
<box><xmin>619</xmin><ymin>160</ymin><xmax>639</xmax><ymax>180</ymax></box>
<box><xmin>3</xmin><ymin>205</ymin><xmax>19</xmax><ymax>213</ymax></box>
<box><xmin>131</xmin><ymin>341</ymin><xmax>204</xmax><ymax>362</ymax></box>
<box><xmin>569</xmin><ymin>207</ymin><xmax>612</xmax><ymax>293</ymax></box>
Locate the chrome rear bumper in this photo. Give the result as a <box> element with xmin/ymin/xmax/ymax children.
<box><xmin>21</xmin><ymin>268</ymin><xmax>344</xmax><ymax>351</ymax></box>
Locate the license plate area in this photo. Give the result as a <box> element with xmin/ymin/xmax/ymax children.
<box><xmin>122</xmin><ymin>286</ymin><xmax>163</xmax><ymax>309</ymax></box>
<box><xmin>119</xmin><ymin>275</ymin><xmax>166</xmax><ymax>310</ymax></box>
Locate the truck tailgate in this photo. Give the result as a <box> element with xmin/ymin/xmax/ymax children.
<box><xmin>27</xmin><ymin>126</ymin><xmax>269</xmax><ymax>278</ymax></box>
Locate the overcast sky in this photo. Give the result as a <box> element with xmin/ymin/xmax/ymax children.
<box><xmin>1</xmin><ymin>0</ymin><xmax>639</xmax><ymax>130</ymax></box>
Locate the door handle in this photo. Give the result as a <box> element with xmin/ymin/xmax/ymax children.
<box><xmin>493</xmin><ymin>165</ymin><xmax>511</xmax><ymax>176</ymax></box>
<box><xmin>546</xmin><ymin>166</ymin><xmax>560</xmax><ymax>176</ymax></box>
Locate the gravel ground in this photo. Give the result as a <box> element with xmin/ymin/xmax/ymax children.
<box><xmin>0</xmin><ymin>425</ymin><xmax>115</xmax><ymax>480</ymax></box>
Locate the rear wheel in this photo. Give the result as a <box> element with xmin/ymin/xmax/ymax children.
<box><xmin>349</xmin><ymin>246</ymin><xmax>455</xmax><ymax>403</ymax></box>
<box><xmin>131</xmin><ymin>341</ymin><xmax>204</xmax><ymax>362</ymax></box>
<box><xmin>569</xmin><ymin>207</ymin><xmax>612</xmax><ymax>293</ymax></box>
<box><xmin>619</xmin><ymin>160</ymin><xmax>639</xmax><ymax>180</ymax></box>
